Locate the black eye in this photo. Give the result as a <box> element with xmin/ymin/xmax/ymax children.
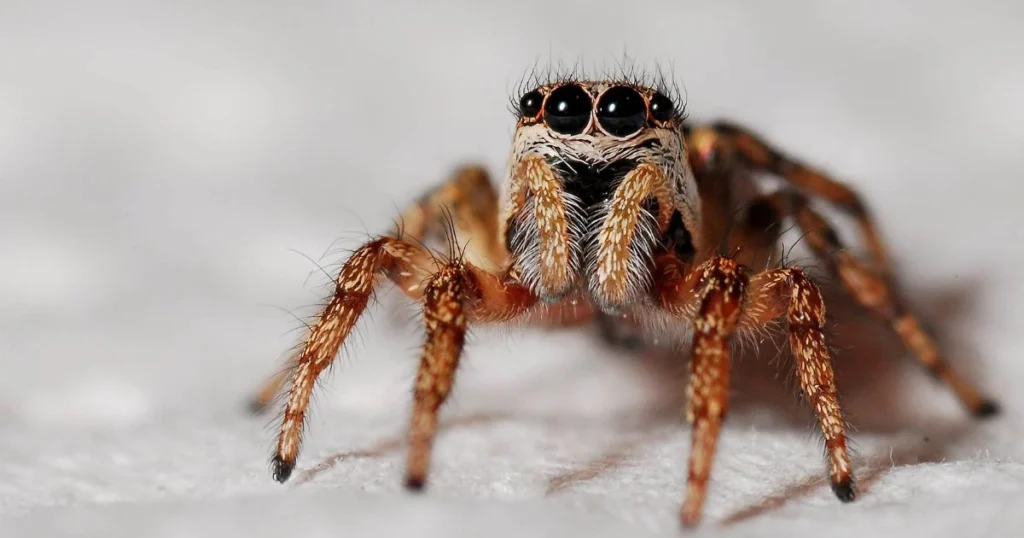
<box><xmin>519</xmin><ymin>89</ymin><xmax>542</xmax><ymax>118</ymax></box>
<box><xmin>543</xmin><ymin>84</ymin><xmax>592</xmax><ymax>135</ymax></box>
<box><xmin>649</xmin><ymin>92</ymin><xmax>676</xmax><ymax>123</ymax></box>
<box><xmin>596</xmin><ymin>86</ymin><xmax>647</xmax><ymax>137</ymax></box>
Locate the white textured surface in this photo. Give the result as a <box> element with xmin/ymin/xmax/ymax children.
<box><xmin>1</xmin><ymin>1</ymin><xmax>1023</xmax><ymax>536</ymax></box>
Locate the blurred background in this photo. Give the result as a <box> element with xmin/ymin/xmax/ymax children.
<box><xmin>1</xmin><ymin>1</ymin><xmax>1022</xmax><ymax>536</ymax></box>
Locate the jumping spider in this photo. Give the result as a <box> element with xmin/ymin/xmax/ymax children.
<box><xmin>249</xmin><ymin>73</ymin><xmax>999</xmax><ymax>527</ymax></box>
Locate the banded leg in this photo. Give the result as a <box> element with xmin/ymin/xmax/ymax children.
<box><xmin>767</xmin><ymin>190</ymin><xmax>999</xmax><ymax>417</ymax></box>
<box><xmin>655</xmin><ymin>255</ymin><xmax>854</xmax><ymax>526</ymax></box>
<box><xmin>247</xmin><ymin>164</ymin><xmax>505</xmax><ymax>414</ymax></box>
<box><xmin>405</xmin><ymin>264</ymin><xmax>467</xmax><ymax>489</ymax></box>
<box><xmin>270</xmin><ymin>236</ymin><xmax>534</xmax><ymax>482</ymax></box>
<box><xmin>742</xmin><ymin>267</ymin><xmax>856</xmax><ymax>499</ymax></box>
<box><xmin>247</xmin><ymin>237</ymin><xmax>433</xmax><ymax>416</ymax></box>
<box><xmin>686</xmin><ymin>121</ymin><xmax>892</xmax><ymax>278</ymax></box>
<box><xmin>678</xmin><ymin>257</ymin><xmax>747</xmax><ymax>527</ymax></box>
<box><xmin>400</xmin><ymin>164</ymin><xmax>505</xmax><ymax>270</ymax></box>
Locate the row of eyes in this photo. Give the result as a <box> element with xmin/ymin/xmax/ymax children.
<box><xmin>519</xmin><ymin>84</ymin><xmax>677</xmax><ymax>137</ymax></box>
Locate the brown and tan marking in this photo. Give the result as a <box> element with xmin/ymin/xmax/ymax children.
<box><xmin>250</xmin><ymin>74</ymin><xmax>999</xmax><ymax>529</ymax></box>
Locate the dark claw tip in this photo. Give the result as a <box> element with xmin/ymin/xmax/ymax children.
<box><xmin>405</xmin><ymin>475</ymin><xmax>426</xmax><ymax>492</ymax></box>
<box><xmin>974</xmin><ymin>400</ymin><xmax>1001</xmax><ymax>419</ymax></box>
<box><xmin>832</xmin><ymin>478</ymin><xmax>857</xmax><ymax>503</ymax></box>
<box><xmin>272</xmin><ymin>455</ymin><xmax>295</xmax><ymax>483</ymax></box>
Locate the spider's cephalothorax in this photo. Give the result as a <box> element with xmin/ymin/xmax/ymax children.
<box><xmin>248</xmin><ymin>73</ymin><xmax>1001</xmax><ymax>528</ymax></box>
<box><xmin>502</xmin><ymin>80</ymin><xmax>699</xmax><ymax>311</ymax></box>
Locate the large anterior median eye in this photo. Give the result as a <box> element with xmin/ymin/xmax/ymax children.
<box><xmin>595</xmin><ymin>86</ymin><xmax>647</xmax><ymax>137</ymax></box>
<box><xmin>543</xmin><ymin>84</ymin><xmax>592</xmax><ymax>135</ymax></box>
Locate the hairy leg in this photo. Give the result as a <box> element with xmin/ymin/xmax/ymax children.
<box><xmin>767</xmin><ymin>190</ymin><xmax>999</xmax><ymax>417</ymax></box>
<box><xmin>269</xmin><ymin>236</ymin><xmax>534</xmax><ymax>482</ymax></box>
<box><xmin>400</xmin><ymin>164</ymin><xmax>505</xmax><ymax>270</ymax></box>
<box><xmin>686</xmin><ymin>122</ymin><xmax>892</xmax><ymax>278</ymax></box>
<box><xmin>655</xmin><ymin>254</ymin><xmax>854</xmax><ymax>526</ymax></box>
<box><xmin>248</xmin><ymin>165</ymin><xmax>506</xmax><ymax>414</ymax></box>
<box><xmin>742</xmin><ymin>266</ymin><xmax>855</xmax><ymax>498</ymax></box>
<box><xmin>405</xmin><ymin>264</ymin><xmax>468</xmax><ymax>489</ymax></box>
<box><xmin>677</xmin><ymin>257</ymin><xmax>747</xmax><ymax>527</ymax></box>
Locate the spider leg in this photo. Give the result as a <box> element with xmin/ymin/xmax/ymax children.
<box><xmin>248</xmin><ymin>165</ymin><xmax>506</xmax><ymax>415</ymax></box>
<box><xmin>766</xmin><ymin>190</ymin><xmax>999</xmax><ymax>417</ymax></box>
<box><xmin>400</xmin><ymin>164</ymin><xmax>505</xmax><ymax>270</ymax></box>
<box><xmin>687</xmin><ymin>121</ymin><xmax>892</xmax><ymax>278</ymax></box>
<box><xmin>406</xmin><ymin>263</ymin><xmax>467</xmax><ymax>489</ymax></box>
<box><xmin>269</xmin><ymin>236</ymin><xmax>535</xmax><ymax>482</ymax></box>
<box><xmin>655</xmin><ymin>254</ymin><xmax>854</xmax><ymax>527</ymax></box>
<box><xmin>677</xmin><ymin>257</ymin><xmax>747</xmax><ymax>527</ymax></box>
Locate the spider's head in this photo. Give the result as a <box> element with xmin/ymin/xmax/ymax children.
<box><xmin>502</xmin><ymin>79</ymin><xmax>702</xmax><ymax>311</ymax></box>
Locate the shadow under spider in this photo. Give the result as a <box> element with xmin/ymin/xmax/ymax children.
<box><xmin>720</xmin><ymin>422</ymin><xmax>971</xmax><ymax>526</ymax></box>
<box><xmin>293</xmin><ymin>412</ymin><xmax>511</xmax><ymax>485</ymax></box>
<box><xmin>545</xmin><ymin>426</ymin><xmax>677</xmax><ymax>495</ymax></box>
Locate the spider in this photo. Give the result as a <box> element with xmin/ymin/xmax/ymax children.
<box><xmin>248</xmin><ymin>72</ymin><xmax>1000</xmax><ymax>527</ymax></box>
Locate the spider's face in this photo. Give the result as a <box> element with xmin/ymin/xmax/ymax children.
<box><xmin>502</xmin><ymin>80</ymin><xmax>702</xmax><ymax>311</ymax></box>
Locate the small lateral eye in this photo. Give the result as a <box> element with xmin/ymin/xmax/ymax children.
<box><xmin>543</xmin><ymin>84</ymin><xmax>592</xmax><ymax>135</ymax></box>
<box><xmin>596</xmin><ymin>86</ymin><xmax>647</xmax><ymax>137</ymax></box>
<box><xmin>518</xmin><ymin>89</ymin><xmax>543</xmax><ymax>118</ymax></box>
<box><xmin>649</xmin><ymin>92</ymin><xmax>676</xmax><ymax>123</ymax></box>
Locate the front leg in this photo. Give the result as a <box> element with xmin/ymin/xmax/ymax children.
<box><xmin>248</xmin><ymin>164</ymin><xmax>507</xmax><ymax>415</ymax></box>
<box><xmin>656</xmin><ymin>254</ymin><xmax>855</xmax><ymax>527</ymax></box>
<box><xmin>405</xmin><ymin>264</ymin><xmax>468</xmax><ymax>489</ymax></box>
<box><xmin>744</xmin><ymin>266</ymin><xmax>855</xmax><ymax>500</ymax></box>
<box><xmin>268</xmin><ymin>236</ymin><xmax>535</xmax><ymax>482</ymax></box>
<box><xmin>678</xmin><ymin>257</ymin><xmax>748</xmax><ymax>527</ymax></box>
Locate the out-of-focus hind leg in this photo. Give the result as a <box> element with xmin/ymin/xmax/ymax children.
<box><xmin>764</xmin><ymin>189</ymin><xmax>1000</xmax><ymax>417</ymax></box>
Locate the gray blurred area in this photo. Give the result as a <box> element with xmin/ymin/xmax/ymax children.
<box><xmin>1</xmin><ymin>1</ymin><xmax>1023</xmax><ymax>535</ymax></box>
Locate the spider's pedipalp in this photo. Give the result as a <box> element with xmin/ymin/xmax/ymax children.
<box><xmin>503</xmin><ymin>155</ymin><xmax>583</xmax><ymax>301</ymax></box>
<box><xmin>586</xmin><ymin>162</ymin><xmax>673</xmax><ymax>310</ymax></box>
